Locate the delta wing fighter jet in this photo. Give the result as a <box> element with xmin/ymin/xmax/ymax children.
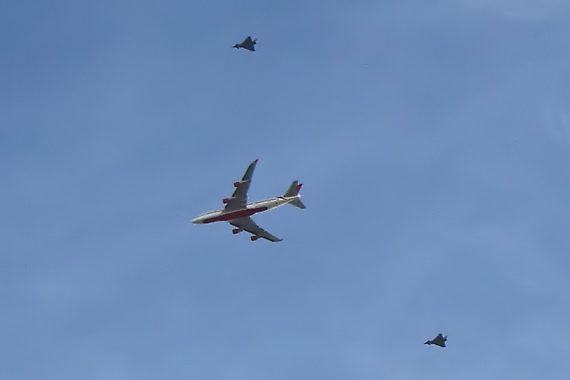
<box><xmin>233</xmin><ymin>36</ymin><xmax>257</xmax><ymax>51</ymax></box>
<box><xmin>424</xmin><ymin>333</ymin><xmax>447</xmax><ymax>347</ymax></box>
<box><xmin>191</xmin><ymin>159</ymin><xmax>305</xmax><ymax>242</ymax></box>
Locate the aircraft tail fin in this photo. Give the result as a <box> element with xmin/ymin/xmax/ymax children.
<box><xmin>284</xmin><ymin>181</ymin><xmax>306</xmax><ymax>209</ymax></box>
<box><xmin>284</xmin><ymin>181</ymin><xmax>302</xmax><ymax>197</ymax></box>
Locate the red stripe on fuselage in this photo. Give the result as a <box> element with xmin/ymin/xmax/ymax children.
<box><xmin>203</xmin><ymin>207</ymin><xmax>268</xmax><ymax>223</ymax></box>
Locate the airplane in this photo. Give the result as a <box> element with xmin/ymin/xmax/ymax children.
<box><xmin>233</xmin><ymin>36</ymin><xmax>257</xmax><ymax>51</ymax></box>
<box><xmin>191</xmin><ymin>159</ymin><xmax>305</xmax><ymax>242</ymax></box>
<box><xmin>424</xmin><ymin>333</ymin><xmax>447</xmax><ymax>347</ymax></box>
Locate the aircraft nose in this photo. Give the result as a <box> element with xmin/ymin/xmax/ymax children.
<box><xmin>191</xmin><ymin>216</ymin><xmax>200</xmax><ymax>224</ymax></box>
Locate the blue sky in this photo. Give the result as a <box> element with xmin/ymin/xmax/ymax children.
<box><xmin>2</xmin><ymin>1</ymin><xmax>570</xmax><ymax>379</ymax></box>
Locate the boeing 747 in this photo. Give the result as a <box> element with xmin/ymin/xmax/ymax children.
<box><xmin>191</xmin><ymin>159</ymin><xmax>305</xmax><ymax>242</ymax></box>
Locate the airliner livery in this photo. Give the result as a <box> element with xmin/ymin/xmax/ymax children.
<box><xmin>191</xmin><ymin>159</ymin><xmax>306</xmax><ymax>242</ymax></box>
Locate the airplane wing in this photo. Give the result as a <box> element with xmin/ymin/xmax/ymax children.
<box><xmin>224</xmin><ymin>159</ymin><xmax>258</xmax><ymax>211</ymax></box>
<box><xmin>242</xmin><ymin>36</ymin><xmax>255</xmax><ymax>51</ymax></box>
<box><xmin>230</xmin><ymin>217</ymin><xmax>282</xmax><ymax>242</ymax></box>
<box><xmin>433</xmin><ymin>334</ymin><xmax>446</xmax><ymax>346</ymax></box>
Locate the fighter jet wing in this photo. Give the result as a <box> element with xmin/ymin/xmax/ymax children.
<box><xmin>224</xmin><ymin>159</ymin><xmax>258</xmax><ymax>211</ymax></box>
<box><xmin>230</xmin><ymin>217</ymin><xmax>282</xmax><ymax>242</ymax></box>
<box><xmin>240</xmin><ymin>36</ymin><xmax>255</xmax><ymax>51</ymax></box>
<box><xmin>432</xmin><ymin>334</ymin><xmax>446</xmax><ymax>347</ymax></box>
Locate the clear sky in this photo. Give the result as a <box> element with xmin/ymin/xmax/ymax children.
<box><xmin>2</xmin><ymin>1</ymin><xmax>570</xmax><ymax>379</ymax></box>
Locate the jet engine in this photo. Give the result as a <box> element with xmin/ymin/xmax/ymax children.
<box><xmin>232</xmin><ymin>228</ymin><xmax>241</xmax><ymax>234</ymax></box>
<box><xmin>222</xmin><ymin>198</ymin><xmax>230</xmax><ymax>204</ymax></box>
<box><xmin>250</xmin><ymin>236</ymin><xmax>259</xmax><ymax>241</ymax></box>
<box><xmin>233</xmin><ymin>182</ymin><xmax>241</xmax><ymax>188</ymax></box>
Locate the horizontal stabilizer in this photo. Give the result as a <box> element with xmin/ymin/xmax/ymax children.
<box><xmin>289</xmin><ymin>198</ymin><xmax>306</xmax><ymax>209</ymax></box>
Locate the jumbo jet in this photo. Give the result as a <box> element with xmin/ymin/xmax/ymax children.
<box><xmin>191</xmin><ymin>159</ymin><xmax>305</xmax><ymax>242</ymax></box>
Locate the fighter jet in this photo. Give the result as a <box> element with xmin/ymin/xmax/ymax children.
<box><xmin>191</xmin><ymin>159</ymin><xmax>305</xmax><ymax>242</ymax></box>
<box><xmin>233</xmin><ymin>36</ymin><xmax>257</xmax><ymax>51</ymax></box>
<box><xmin>424</xmin><ymin>333</ymin><xmax>447</xmax><ymax>347</ymax></box>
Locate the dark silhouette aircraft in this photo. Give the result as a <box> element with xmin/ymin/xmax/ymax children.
<box><xmin>233</xmin><ymin>36</ymin><xmax>257</xmax><ymax>51</ymax></box>
<box><xmin>424</xmin><ymin>333</ymin><xmax>447</xmax><ymax>347</ymax></box>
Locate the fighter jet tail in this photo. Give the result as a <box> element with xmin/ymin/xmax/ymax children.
<box><xmin>284</xmin><ymin>181</ymin><xmax>306</xmax><ymax>209</ymax></box>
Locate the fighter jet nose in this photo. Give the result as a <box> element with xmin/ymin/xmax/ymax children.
<box><xmin>191</xmin><ymin>217</ymin><xmax>200</xmax><ymax>224</ymax></box>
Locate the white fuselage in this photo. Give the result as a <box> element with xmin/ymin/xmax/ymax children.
<box><xmin>191</xmin><ymin>195</ymin><xmax>298</xmax><ymax>224</ymax></box>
